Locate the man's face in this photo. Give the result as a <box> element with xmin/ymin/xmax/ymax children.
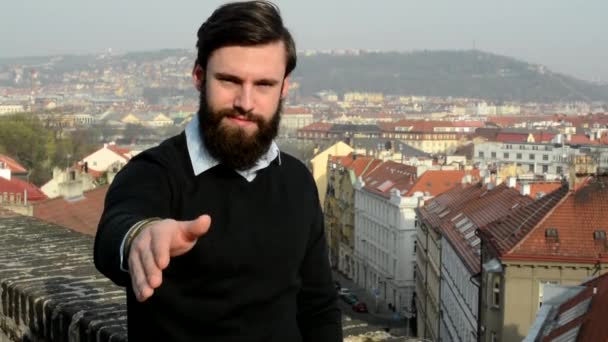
<box><xmin>194</xmin><ymin>41</ymin><xmax>289</xmax><ymax>170</ymax></box>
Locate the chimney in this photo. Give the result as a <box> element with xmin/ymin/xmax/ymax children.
<box><xmin>0</xmin><ymin>162</ymin><xmax>10</xmax><ymax>180</ymax></box>
<box><xmin>483</xmin><ymin>175</ymin><xmax>491</xmax><ymax>185</ymax></box>
<box><xmin>520</xmin><ymin>183</ymin><xmax>531</xmax><ymax>196</ymax></box>
<box><xmin>507</xmin><ymin>176</ymin><xmax>517</xmax><ymax>188</ymax></box>
<box><xmin>58</xmin><ymin>169</ymin><xmax>85</xmax><ymax>199</ymax></box>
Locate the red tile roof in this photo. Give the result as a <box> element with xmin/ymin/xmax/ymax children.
<box><xmin>517</xmin><ymin>182</ymin><xmax>563</xmax><ymax>199</ymax></box>
<box><xmin>0</xmin><ymin>177</ymin><xmax>47</xmax><ymax>202</ymax></box>
<box><xmin>0</xmin><ymin>154</ymin><xmax>28</xmax><ymax>174</ymax></box>
<box><xmin>335</xmin><ymin>154</ymin><xmax>382</xmax><ymax>178</ymax></box>
<box><xmin>567</xmin><ymin>134</ymin><xmax>595</xmax><ymax>145</ymax></box>
<box><xmin>106</xmin><ymin>144</ymin><xmax>131</xmax><ymax>160</ymax></box>
<box><xmin>407</xmin><ymin>170</ymin><xmax>479</xmax><ymax>197</ymax></box>
<box><xmin>361</xmin><ymin>161</ymin><xmax>418</xmax><ymax>199</ymax></box>
<box><xmin>32</xmin><ymin>185</ymin><xmax>109</xmax><ymax>236</ymax></box>
<box><xmin>283</xmin><ymin>107</ymin><xmax>311</xmax><ymax>115</ymax></box>
<box><xmin>420</xmin><ymin>182</ymin><xmax>534</xmax><ymax>273</ymax></box>
<box><xmin>532</xmin><ymin>132</ymin><xmax>557</xmax><ymax>143</ymax></box>
<box><xmin>478</xmin><ymin>185</ymin><xmax>568</xmax><ymax>259</ymax></box>
<box><xmin>495</xmin><ymin>132</ymin><xmax>530</xmax><ymax>143</ymax></box>
<box><xmin>507</xmin><ymin>177</ymin><xmax>608</xmax><ymax>263</ymax></box>
<box><xmin>299</xmin><ymin>122</ymin><xmax>333</xmax><ymax>132</ymax></box>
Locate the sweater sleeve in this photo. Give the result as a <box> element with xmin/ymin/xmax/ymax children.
<box><xmin>93</xmin><ymin>153</ymin><xmax>174</xmax><ymax>287</ymax></box>
<box><xmin>296</xmin><ymin>184</ymin><xmax>343</xmax><ymax>342</ymax></box>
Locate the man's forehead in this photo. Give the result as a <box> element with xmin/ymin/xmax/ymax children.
<box><xmin>207</xmin><ymin>42</ymin><xmax>287</xmax><ymax>79</ymax></box>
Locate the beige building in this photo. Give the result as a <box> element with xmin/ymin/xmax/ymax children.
<box><xmin>343</xmin><ymin>92</ymin><xmax>384</xmax><ymax>104</ymax></box>
<box><xmin>309</xmin><ymin>141</ymin><xmax>353</xmax><ymax>206</ymax></box>
<box><xmin>381</xmin><ymin>120</ymin><xmax>481</xmax><ymax>154</ymax></box>
<box><xmin>478</xmin><ymin>177</ymin><xmax>608</xmax><ymax>342</ymax></box>
<box><xmin>279</xmin><ymin>107</ymin><xmax>313</xmax><ymax>137</ymax></box>
<box><xmin>324</xmin><ymin>154</ymin><xmax>380</xmax><ymax>271</ymax></box>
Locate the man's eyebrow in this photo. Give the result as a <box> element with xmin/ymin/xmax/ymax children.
<box><xmin>213</xmin><ymin>72</ymin><xmax>243</xmax><ymax>83</ymax></box>
<box><xmin>214</xmin><ymin>72</ymin><xmax>280</xmax><ymax>86</ymax></box>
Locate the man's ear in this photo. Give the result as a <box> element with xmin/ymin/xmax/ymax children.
<box><xmin>192</xmin><ymin>64</ymin><xmax>204</xmax><ymax>91</ymax></box>
<box><xmin>280</xmin><ymin>76</ymin><xmax>290</xmax><ymax>99</ymax></box>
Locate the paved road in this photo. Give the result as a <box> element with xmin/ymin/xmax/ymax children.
<box><xmin>334</xmin><ymin>271</ymin><xmax>413</xmax><ymax>339</ymax></box>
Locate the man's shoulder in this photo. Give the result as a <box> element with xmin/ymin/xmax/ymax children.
<box><xmin>131</xmin><ymin>132</ymin><xmax>187</xmax><ymax>167</ymax></box>
<box><xmin>278</xmin><ymin>152</ymin><xmax>310</xmax><ymax>174</ymax></box>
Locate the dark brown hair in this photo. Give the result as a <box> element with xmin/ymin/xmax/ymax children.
<box><xmin>195</xmin><ymin>1</ymin><xmax>297</xmax><ymax>77</ymax></box>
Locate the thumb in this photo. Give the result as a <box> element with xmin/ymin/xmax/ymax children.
<box><xmin>180</xmin><ymin>214</ymin><xmax>211</xmax><ymax>242</ymax></box>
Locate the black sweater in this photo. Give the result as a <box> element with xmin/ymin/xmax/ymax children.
<box><xmin>93</xmin><ymin>133</ymin><xmax>342</xmax><ymax>341</ymax></box>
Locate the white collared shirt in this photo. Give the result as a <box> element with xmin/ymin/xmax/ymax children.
<box><xmin>185</xmin><ymin>114</ymin><xmax>282</xmax><ymax>181</ymax></box>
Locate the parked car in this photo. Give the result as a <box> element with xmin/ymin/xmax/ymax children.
<box><xmin>338</xmin><ymin>287</ymin><xmax>351</xmax><ymax>296</ymax></box>
<box><xmin>352</xmin><ymin>302</ymin><xmax>368</xmax><ymax>313</ymax></box>
<box><xmin>340</xmin><ymin>293</ymin><xmax>358</xmax><ymax>305</ymax></box>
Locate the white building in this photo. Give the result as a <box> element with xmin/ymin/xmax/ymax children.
<box><xmin>474</xmin><ymin>140</ymin><xmax>608</xmax><ymax>177</ymax></box>
<box><xmin>353</xmin><ymin>161</ymin><xmax>421</xmax><ymax>317</ymax></box>
<box><xmin>0</xmin><ymin>104</ymin><xmax>25</xmax><ymax>115</ymax></box>
<box><xmin>81</xmin><ymin>142</ymin><xmax>132</xmax><ymax>174</ymax></box>
<box><xmin>440</xmin><ymin>230</ymin><xmax>480</xmax><ymax>342</ymax></box>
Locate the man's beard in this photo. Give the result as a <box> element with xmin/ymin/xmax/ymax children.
<box><xmin>198</xmin><ymin>90</ymin><xmax>282</xmax><ymax>171</ymax></box>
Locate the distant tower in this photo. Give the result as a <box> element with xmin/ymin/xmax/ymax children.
<box><xmin>30</xmin><ymin>69</ymin><xmax>38</xmax><ymax>104</ymax></box>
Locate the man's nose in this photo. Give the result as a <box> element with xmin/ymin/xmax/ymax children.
<box><xmin>234</xmin><ymin>86</ymin><xmax>254</xmax><ymax>113</ymax></box>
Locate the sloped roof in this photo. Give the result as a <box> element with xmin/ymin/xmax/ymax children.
<box><xmin>361</xmin><ymin>161</ymin><xmax>418</xmax><ymax>199</ymax></box>
<box><xmin>299</xmin><ymin>122</ymin><xmax>333</xmax><ymax>132</ymax></box>
<box><xmin>0</xmin><ymin>177</ymin><xmax>47</xmax><ymax>202</ymax></box>
<box><xmin>535</xmin><ymin>273</ymin><xmax>608</xmax><ymax>342</ymax></box>
<box><xmin>0</xmin><ymin>154</ymin><xmax>28</xmax><ymax>174</ymax></box>
<box><xmin>32</xmin><ymin>185</ymin><xmax>109</xmax><ymax>236</ymax></box>
<box><xmin>420</xmin><ymin>182</ymin><xmax>533</xmax><ymax>273</ymax></box>
<box><xmin>505</xmin><ymin>177</ymin><xmax>608</xmax><ymax>263</ymax></box>
<box><xmin>407</xmin><ymin>170</ymin><xmax>479</xmax><ymax>197</ymax></box>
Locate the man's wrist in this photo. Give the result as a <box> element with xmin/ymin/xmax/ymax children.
<box><xmin>122</xmin><ymin>218</ymin><xmax>162</xmax><ymax>270</ymax></box>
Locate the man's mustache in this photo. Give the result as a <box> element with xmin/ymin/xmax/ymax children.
<box><xmin>214</xmin><ymin>109</ymin><xmax>265</xmax><ymax>125</ymax></box>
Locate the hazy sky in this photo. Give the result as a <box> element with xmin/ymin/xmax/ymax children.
<box><xmin>2</xmin><ymin>0</ymin><xmax>607</xmax><ymax>81</ymax></box>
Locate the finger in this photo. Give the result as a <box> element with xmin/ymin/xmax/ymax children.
<box><xmin>132</xmin><ymin>248</ymin><xmax>154</xmax><ymax>301</ymax></box>
<box><xmin>151</xmin><ymin>227</ymin><xmax>170</xmax><ymax>271</ymax></box>
<box><xmin>141</xmin><ymin>243</ymin><xmax>163</xmax><ymax>289</ymax></box>
<box><xmin>129</xmin><ymin>249</ymin><xmax>152</xmax><ymax>301</ymax></box>
<box><xmin>182</xmin><ymin>215</ymin><xmax>212</xmax><ymax>241</ymax></box>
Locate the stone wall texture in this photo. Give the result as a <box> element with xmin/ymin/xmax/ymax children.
<box><xmin>0</xmin><ymin>214</ymin><xmax>127</xmax><ymax>342</ymax></box>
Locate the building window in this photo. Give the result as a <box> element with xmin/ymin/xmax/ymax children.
<box><xmin>491</xmin><ymin>152</ymin><xmax>496</xmax><ymax>158</ymax></box>
<box><xmin>529</xmin><ymin>154</ymin><xmax>535</xmax><ymax>160</ymax></box>
<box><xmin>516</xmin><ymin>153</ymin><xmax>522</xmax><ymax>160</ymax></box>
<box><xmin>539</xmin><ymin>280</ymin><xmax>559</xmax><ymax>307</ymax></box>
<box><xmin>542</xmin><ymin>165</ymin><xmax>548</xmax><ymax>173</ymax></box>
<box><xmin>503</xmin><ymin>152</ymin><xmax>509</xmax><ymax>159</ymax></box>
<box><xmin>529</xmin><ymin>164</ymin><xmax>534</xmax><ymax>172</ymax></box>
<box><xmin>543</xmin><ymin>154</ymin><xmax>549</xmax><ymax>161</ymax></box>
<box><xmin>492</xmin><ymin>277</ymin><xmax>501</xmax><ymax>308</ymax></box>
<box><xmin>556</xmin><ymin>166</ymin><xmax>563</xmax><ymax>174</ymax></box>
<box><xmin>479</xmin><ymin>151</ymin><xmax>485</xmax><ymax>158</ymax></box>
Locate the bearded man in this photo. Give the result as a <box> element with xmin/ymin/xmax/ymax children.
<box><xmin>93</xmin><ymin>1</ymin><xmax>342</xmax><ymax>341</ymax></box>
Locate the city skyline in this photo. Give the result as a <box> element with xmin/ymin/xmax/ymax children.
<box><xmin>1</xmin><ymin>0</ymin><xmax>607</xmax><ymax>82</ymax></box>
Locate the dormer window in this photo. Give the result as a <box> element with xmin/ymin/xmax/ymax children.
<box><xmin>593</xmin><ymin>230</ymin><xmax>606</xmax><ymax>241</ymax></box>
<box><xmin>545</xmin><ymin>228</ymin><xmax>559</xmax><ymax>242</ymax></box>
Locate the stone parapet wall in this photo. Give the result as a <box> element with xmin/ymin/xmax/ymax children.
<box><xmin>0</xmin><ymin>215</ymin><xmax>127</xmax><ymax>342</ymax></box>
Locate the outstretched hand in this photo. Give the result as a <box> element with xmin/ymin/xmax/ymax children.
<box><xmin>128</xmin><ymin>215</ymin><xmax>211</xmax><ymax>302</ymax></box>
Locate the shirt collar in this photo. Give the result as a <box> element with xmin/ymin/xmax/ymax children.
<box><xmin>185</xmin><ymin>114</ymin><xmax>281</xmax><ymax>182</ymax></box>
